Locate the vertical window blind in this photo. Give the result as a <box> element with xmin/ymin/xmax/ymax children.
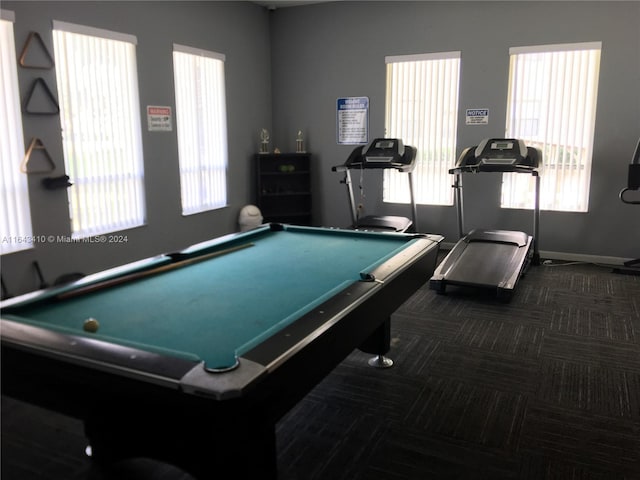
<box><xmin>384</xmin><ymin>52</ymin><xmax>461</xmax><ymax>206</ymax></box>
<box><xmin>504</xmin><ymin>42</ymin><xmax>601</xmax><ymax>212</ymax></box>
<box><xmin>1</xmin><ymin>12</ymin><xmax>33</xmax><ymax>254</ymax></box>
<box><xmin>173</xmin><ymin>45</ymin><xmax>228</xmax><ymax>215</ymax></box>
<box><xmin>53</xmin><ymin>21</ymin><xmax>146</xmax><ymax>238</ymax></box>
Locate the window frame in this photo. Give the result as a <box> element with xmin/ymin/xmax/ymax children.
<box><xmin>172</xmin><ymin>44</ymin><xmax>229</xmax><ymax>216</ymax></box>
<box><xmin>384</xmin><ymin>51</ymin><xmax>461</xmax><ymax>207</ymax></box>
<box><xmin>1</xmin><ymin>10</ymin><xmax>34</xmax><ymax>255</ymax></box>
<box><xmin>504</xmin><ymin>42</ymin><xmax>602</xmax><ymax>213</ymax></box>
<box><xmin>52</xmin><ymin>20</ymin><xmax>146</xmax><ymax>238</ymax></box>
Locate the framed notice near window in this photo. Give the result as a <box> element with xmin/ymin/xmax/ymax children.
<box><xmin>337</xmin><ymin>97</ymin><xmax>368</xmax><ymax>145</ymax></box>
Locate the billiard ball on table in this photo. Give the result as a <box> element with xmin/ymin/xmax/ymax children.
<box><xmin>83</xmin><ymin>317</ymin><xmax>100</xmax><ymax>333</ymax></box>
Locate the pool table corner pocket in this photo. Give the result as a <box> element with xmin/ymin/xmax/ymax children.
<box><xmin>180</xmin><ymin>358</ymin><xmax>268</xmax><ymax>400</ymax></box>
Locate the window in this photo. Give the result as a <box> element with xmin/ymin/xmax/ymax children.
<box><xmin>52</xmin><ymin>21</ymin><xmax>145</xmax><ymax>238</ymax></box>
<box><xmin>1</xmin><ymin>11</ymin><xmax>33</xmax><ymax>255</ymax></box>
<box><xmin>504</xmin><ymin>42</ymin><xmax>601</xmax><ymax>212</ymax></box>
<box><xmin>384</xmin><ymin>52</ymin><xmax>461</xmax><ymax>206</ymax></box>
<box><xmin>173</xmin><ymin>45</ymin><xmax>228</xmax><ymax>215</ymax></box>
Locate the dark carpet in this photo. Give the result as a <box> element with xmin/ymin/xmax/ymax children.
<box><xmin>2</xmin><ymin>260</ymin><xmax>639</xmax><ymax>479</ymax></box>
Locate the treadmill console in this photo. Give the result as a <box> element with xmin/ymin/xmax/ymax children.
<box><xmin>475</xmin><ymin>138</ymin><xmax>527</xmax><ymax>166</ymax></box>
<box><xmin>339</xmin><ymin>138</ymin><xmax>417</xmax><ymax>172</ymax></box>
<box><xmin>363</xmin><ymin>138</ymin><xmax>405</xmax><ymax>164</ymax></box>
<box><xmin>455</xmin><ymin>138</ymin><xmax>539</xmax><ymax>171</ymax></box>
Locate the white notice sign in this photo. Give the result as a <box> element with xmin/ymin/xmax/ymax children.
<box><xmin>466</xmin><ymin>108</ymin><xmax>489</xmax><ymax>125</ymax></box>
<box><xmin>337</xmin><ymin>97</ymin><xmax>369</xmax><ymax>145</ymax></box>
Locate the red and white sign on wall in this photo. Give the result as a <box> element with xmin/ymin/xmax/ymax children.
<box><xmin>147</xmin><ymin>105</ymin><xmax>172</xmax><ymax>131</ymax></box>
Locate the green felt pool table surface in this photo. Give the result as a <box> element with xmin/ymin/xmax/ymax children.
<box><xmin>3</xmin><ymin>224</ymin><xmax>424</xmax><ymax>370</ymax></box>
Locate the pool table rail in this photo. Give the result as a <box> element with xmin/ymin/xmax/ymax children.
<box><xmin>1</xmin><ymin>317</ymin><xmax>198</xmax><ymax>388</ymax></box>
<box><xmin>0</xmin><ymin>255</ymin><xmax>170</xmax><ymax>310</ymax></box>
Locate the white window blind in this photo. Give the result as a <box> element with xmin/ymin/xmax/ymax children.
<box><xmin>385</xmin><ymin>52</ymin><xmax>461</xmax><ymax>206</ymax></box>
<box><xmin>52</xmin><ymin>21</ymin><xmax>146</xmax><ymax>238</ymax></box>
<box><xmin>1</xmin><ymin>12</ymin><xmax>33</xmax><ymax>254</ymax></box>
<box><xmin>173</xmin><ymin>45</ymin><xmax>228</xmax><ymax>215</ymax></box>
<box><xmin>504</xmin><ymin>42</ymin><xmax>601</xmax><ymax>212</ymax></box>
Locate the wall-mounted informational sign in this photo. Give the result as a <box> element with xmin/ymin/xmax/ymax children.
<box><xmin>337</xmin><ymin>97</ymin><xmax>369</xmax><ymax>145</ymax></box>
<box><xmin>466</xmin><ymin>108</ymin><xmax>489</xmax><ymax>125</ymax></box>
<box><xmin>147</xmin><ymin>105</ymin><xmax>172</xmax><ymax>131</ymax></box>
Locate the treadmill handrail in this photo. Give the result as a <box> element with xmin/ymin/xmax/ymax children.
<box><xmin>620</xmin><ymin>187</ymin><xmax>640</xmax><ymax>205</ymax></box>
<box><xmin>631</xmin><ymin>136</ymin><xmax>640</xmax><ymax>166</ymax></box>
<box><xmin>619</xmin><ymin>137</ymin><xmax>640</xmax><ymax>204</ymax></box>
<box><xmin>449</xmin><ymin>164</ymin><xmax>538</xmax><ymax>175</ymax></box>
<box><xmin>340</xmin><ymin>161</ymin><xmax>415</xmax><ymax>172</ymax></box>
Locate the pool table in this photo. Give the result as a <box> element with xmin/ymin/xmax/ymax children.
<box><xmin>1</xmin><ymin>223</ymin><xmax>442</xmax><ymax>479</ymax></box>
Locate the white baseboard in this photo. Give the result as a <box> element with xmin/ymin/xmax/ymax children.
<box><xmin>539</xmin><ymin>250</ymin><xmax>633</xmax><ymax>267</ymax></box>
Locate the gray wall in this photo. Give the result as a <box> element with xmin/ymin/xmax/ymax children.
<box><xmin>2</xmin><ymin>1</ymin><xmax>271</xmax><ymax>295</ymax></box>
<box><xmin>2</xmin><ymin>0</ymin><xmax>639</xmax><ymax>296</ymax></box>
<box><xmin>269</xmin><ymin>1</ymin><xmax>640</xmax><ymax>259</ymax></box>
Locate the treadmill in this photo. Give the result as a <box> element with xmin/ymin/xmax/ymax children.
<box><xmin>332</xmin><ymin>138</ymin><xmax>418</xmax><ymax>232</ymax></box>
<box><xmin>619</xmin><ymin>136</ymin><xmax>640</xmax><ymax>206</ymax></box>
<box><xmin>429</xmin><ymin>138</ymin><xmax>541</xmax><ymax>301</ymax></box>
<box><xmin>615</xmin><ymin>136</ymin><xmax>640</xmax><ymax>274</ymax></box>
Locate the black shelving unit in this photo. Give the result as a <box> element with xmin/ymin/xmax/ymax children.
<box><xmin>255</xmin><ymin>153</ymin><xmax>312</xmax><ymax>225</ymax></box>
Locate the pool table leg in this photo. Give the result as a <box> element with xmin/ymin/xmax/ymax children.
<box><xmin>358</xmin><ymin>318</ymin><xmax>394</xmax><ymax>368</ymax></box>
<box><xmin>84</xmin><ymin>410</ymin><xmax>278</xmax><ymax>479</ymax></box>
<box><xmin>367</xmin><ymin>354</ymin><xmax>393</xmax><ymax>368</ymax></box>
